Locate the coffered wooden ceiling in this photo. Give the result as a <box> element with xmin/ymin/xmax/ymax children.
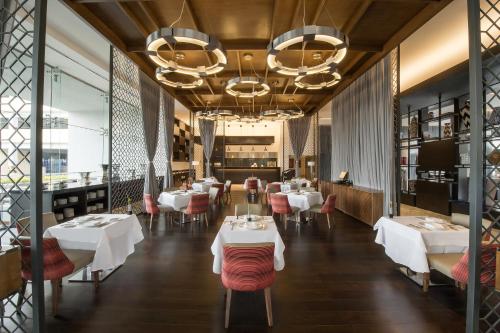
<box><xmin>63</xmin><ymin>0</ymin><xmax>452</xmax><ymax>114</ymax></box>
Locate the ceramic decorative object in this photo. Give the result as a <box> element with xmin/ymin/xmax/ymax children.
<box><xmin>443</xmin><ymin>123</ymin><xmax>452</xmax><ymax>138</ymax></box>
<box><xmin>408</xmin><ymin>180</ymin><xmax>416</xmax><ymax>193</ymax></box>
<box><xmin>101</xmin><ymin>164</ymin><xmax>109</xmax><ymax>183</ymax></box>
<box><xmin>487</xmin><ymin>150</ymin><xmax>500</xmax><ymax>165</ymax></box>
<box><xmin>460</xmin><ymin>101</ymin><xmax>470</xmax><ymax>129</ymax></box>
<box><xmin>409</xmin><ymin>116</ymin><xmax>418</xmax><ymax>138</ymax></box>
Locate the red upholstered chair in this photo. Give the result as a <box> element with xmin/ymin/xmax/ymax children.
<box><xmin>246</xmin><ymin>179</ymin><xmax>259</xmax><ymax>195</ymax></box>
<box><xmin>270</xmin><ymin>193</ymin><xmax>300</xmax><ymax>223</ymax></box>
<box><xmin>180</xmin><ymin>193</ymin><xmax>210</xmax><ymax>226</ymax></box>
<box><xmin>266</xmin><ymin>183</ymin><xmax>281</xmax><ymax>205</ymax></box>
<box><xmin>308</xmin><ymin>194</ymin><xmax>337</xmax><ymax>229</ymax></box>
<box><xmin>222</xmin><ymin>243</ymin><xmax>275</xmax><ymax>328</ymax></box>
<box><xmin>16</xmin><ymin>237</ymin><xmax>95</xmax><ymax>316</ymax></box>
<box><xmin>211</xmin><ymin>183</ymin><xmax>225</xmax><ymax>205</ymax></box>
<box><xmin>144</xmin><ymin>193</ymin><xmax>174</xmax><ymax>228</ymax></box>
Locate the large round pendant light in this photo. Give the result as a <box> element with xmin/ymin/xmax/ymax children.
<box><xmin>146</xmin><ymin>27</ymin><xmax>227</xmax><ymax>77</ymax></box>
<box><xmin>294</xmin><ymin>68</ymin><xmax>342</xmax><ymax>90</ymax></box>
<box><xmin>155</xmin><ymin>67</ymin><xmax>203</xmax><ymax>89</ymax></box>
<box><xmin>267</xmin><ymin>25</ymin><xmax>348</xmax><ymax>77</ymax></box>
<box><xmin>225</xmin><ymin>76</ymin><xmax>271</xmax><ymax>98</ymax></box>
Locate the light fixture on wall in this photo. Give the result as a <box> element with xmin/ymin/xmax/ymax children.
<box><xmin>264</xmin><ymin>146</ymin><xmax>268</xmax><ymax>152</ymax></box>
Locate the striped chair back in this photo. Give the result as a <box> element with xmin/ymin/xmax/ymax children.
<box><xmin>246</xmin><ymin>179</ymin><xmax>258</xmax><ymax>190</ymax></box>
<box><xmin>222</xmin><ymin>243</ymin><xmax>275</xmax><ymax>291</ymax></box>
<box><xmin>270</xmin><ymin>194</ymin><xmax>292</xmax><ymax>214</ymax></box>
<box><xmin>185</xmin><ymin>193</ymin><xmax>209</xmax><ymax>215</ymax></box>
<box><xmin>452</xmin><ymin>243</ymin><xmax>500</xmax><ymax>286</ymax></box>
<box><xmin>321</xmin><ymin>194</ymin><xmax>337</xmax><ymax>214</ymax></box>
<box><xmin>266</xmin><ymin>183</ymin><xmax>281</xmax><ymax>203</ymax></box>
<box><xmin>17</xmin><ymin>237</ymin><xmax>75</xmax><ymax>281</ymax></box>
<box><xmin>144</xmin><ymin>194</ymin><xmax>159</xmax><ymax>215</ymax></box>
<box><xmin>212</xmin><ymin>183</ymin><xmax>225</xmax><ymax>199</ymax></box>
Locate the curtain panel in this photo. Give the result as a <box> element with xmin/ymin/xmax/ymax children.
<box><xmin>161</xmin><ymin>90</ymin><xmax>175</xmax><ymax>189</ymax></box>
<box><xmin>139</xmin><ymin>71</ymin><xmax>160</xmax><ymax>198</ymax></box>
<box><xmin>198</xmin><ymin>119</ymin><xmax>217</xmax><ymax>177</ymax></box>
<box><xmin>330</xmin><ymin>54</ymin><xmax>394</xmax><ymax>214</ymax></box>
<box><xmin>287</xmin><ymin>116</ymin><xmax>312</xmax><ymax>177</ymax></box>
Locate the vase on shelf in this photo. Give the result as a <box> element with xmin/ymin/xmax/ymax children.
<box><xmin>100</xmin><ymin>164</ymin><xmax>109</xmax><ymax>183</ymax></box>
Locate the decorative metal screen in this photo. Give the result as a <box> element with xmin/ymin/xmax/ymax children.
<box><xmin>110</xmin><ymin>48</ymin><xmax>170</xmax><ymax>213</ymax></box>
<box><xmin>479</xmin><ymin>0</ymin><xmax>500</xmax><ymax>331</ymax></box>
<box><xmin>0</xmin><ymin>0</ymin><xmax>35</xmax><ymax>331</ymax></box>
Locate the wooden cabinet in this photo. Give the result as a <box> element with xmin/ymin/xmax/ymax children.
<box><xmin>320</xmin><ymin>182</ymin><xmax>383</xmax><ymax>226</ymax></box>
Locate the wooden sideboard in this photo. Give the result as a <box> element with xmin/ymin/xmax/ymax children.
<box><xmin>319</xmin><ymin>181</ymin><xmax>384</xmax><ymax>226</ymax></box>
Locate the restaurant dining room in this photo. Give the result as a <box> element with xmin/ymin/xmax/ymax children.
<box><xmin>0</xmin><ymin>0</ymin><xmax>498</xmax><ymax>332</ymax></box>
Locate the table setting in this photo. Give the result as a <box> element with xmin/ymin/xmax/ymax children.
<box><xmin>44</xmin><ymin>214</ymin><xmax>144</xmax><ymax>271</ymax></box>
<box><xmin>374</xmin><ymin>216</ymin><xmax>469</xmax><ymax>273</ymax></box>
<box><xmin>210</xmin><ymin>215</ymin><xmax>285</xmax><ymax>274</ymax></box>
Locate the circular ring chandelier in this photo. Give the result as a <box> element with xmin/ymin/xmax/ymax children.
<box><xmin>207</xmin><ymin>109</ymin><xmax>240</xmax><ymax>121</ymax></box>
<box><xmin>155</xmin><ymin>67</ymin><xmax>203</xmax><ymax>89</ymax></box>
<box><xmin>146</xmin><ymin>27</ymin><xmax>227</xmax><ymax>77</ymax></box>
<box><xmin>294</xmin><ymin>69</ymin><xmax>342</xmax><ymax>90</ymax></box>
<box><xmin>225</xmin><ymin>76</ymin><xmax>270</xmax><ymax>98</ymax></box>
<box><xmin>261</xmin><ymin>108</ymin><xmax>304</xmax><ymax>120</ymax></box>
<box><xmin>267</xmin><ymin>25</ymin><xmax>348</xmax><ymax>77</ymax></box>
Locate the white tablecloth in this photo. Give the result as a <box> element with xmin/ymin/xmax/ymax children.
<box><xmin>211</xmin><ymin>216</ymin><xmax>285</xmax><ymax>274</ymax></box>
<box><xmin>374</xmin><ymin>216</ymin><xmax>469</xmax><ymax>273</ymax></box>
<box><xmin>280</xmin><ymin>183</ymin><xmax>299</xmax><ymax>192</ymax></box>
<box><xmin>158</xmin><ymin>190</ymin><xmax>202</xmax><ymax>210</ymax></box>
<box><xmin>200</xmin><ymin>177</ymin><xmax>218</xmax><ymax>183</ymax></box>
<box><xmin>44</xmin><ymin>214</ymin><xmax>144</xmax><ymax>271</ymax></box>
<box><xmin>243</xmin><ymin>178</ymin><xmax>262</xmax><ymax>190</ymax></box>
<box><xmin>192</xmin><ymin>182</ymin><xmax>212</xmax><ymax>193</ymax></box>
<box><xmin>291</xmin><ymin>178</ymin><xmax>311</xmax><ymax>188</ymax></box>
<box><xmin>279</xmin><ymin>191</ymin><xmax>323</xmax><ymax>212</ymax></box>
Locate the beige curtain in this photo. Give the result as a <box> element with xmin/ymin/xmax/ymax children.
<box><xmin>287</xmin><ymin>116</ymin><xmax>312</xmax><ymax>177</ymax></box>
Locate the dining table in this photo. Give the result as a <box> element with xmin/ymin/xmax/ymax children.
<box><xmin>210</xmin><ymin>215</ymin><xmax>285</xmax><ymax>274</ymax></box>
<box><xmin>277</xmin><ymin>190</ymin><xmax>324</xmax><ymax>212</ymax></box>
<box><xmin>44</xmin><ymin>214</ymin><xmax>144</xmax><ymax>272</ymax></box>
<box><xmin>243</xmin><ymin>177</ymin><xmax>262</xmax><ymax>190</ymax></box>
<box><xmin>374</xmin><ymin>216</ymin><xmax>469</xmax><ymax>273</ymax></box>
<box><xmin>158</xmin><ymin>189</ymin><xmax>204</xmax><ymax>211</ymax></box>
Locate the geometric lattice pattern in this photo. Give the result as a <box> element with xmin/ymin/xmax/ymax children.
<box><xmin>111</xmin><ymin>47</ymin><xmax>168</xmax><ymax>214</ymax></box>
<box><xmin>0</xmin><ymin>0</ymin><xmax>35</xmax><ymax>331</ymax></box>
<box><xmin>479</xmin><ymin>1</ymin><xmax>500</xmax><ymax>331</ymax></box>
<box><xmin>110</xmin><ymin>48</ymin><xmax>146</xmax><ymax>214</ymax></box>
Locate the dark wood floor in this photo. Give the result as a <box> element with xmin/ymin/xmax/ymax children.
<box><xmin>41</xmin><ymin>188</ymin><xmax>466</xmax><ymax>333</ymax></box>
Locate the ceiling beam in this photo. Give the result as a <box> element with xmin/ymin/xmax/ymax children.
<box><xmin>138</xmin><ymin>2</ymin><xmax>159</xmax><ymax>31</ymax></box>
<box><xmin>126</xmin><ymin>39</ymin><xmax>382</xmax><ymax>52</ymax></box>
<box><xmin>75</xmin><ymin>0</ymin><xmax>150</xmax><ymax>3</ymax></box>
<box><xmin>116</xmin><ymin>2</ymin><xmax>149</xmax><ymax>37</ymax></box>
<box><xmin>342</xmin><ymin>0</ymin><xmax>373</xmax><ymax>35</ymax></box>
<box><xmin>189</xmin><ymin>103</ymin><xmax>313</xmax><ymax>110</ymax></box>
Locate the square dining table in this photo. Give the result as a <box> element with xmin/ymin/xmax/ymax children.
<box><xmin>44</xmin><ymin>214</ymin><xmax>144</xmax><ymax>272</ymax></box>
<box><xmin>158</xmin><ymin>190</ymin><xmax>204</xmax><ymax>211</ymax></box>
<box><xmin>277</xmin><ymin>191</ymin><xmax>324</xmax><ymax>212</ymax></box>
<box><xmin>210</xmin><ymin>215</ymin><xmax>285</xmax><ymax>274</ymax></box>
<box><xmin>374</xmin><ymin>216</ymin><xmax>469</xmax><ymax>273</ymax></box>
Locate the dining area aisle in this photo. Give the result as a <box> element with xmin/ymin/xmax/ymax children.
<box><xmin>44</xmin><ymin>188</ymin><xmax>466</xmax><ymax>333</ymax></box>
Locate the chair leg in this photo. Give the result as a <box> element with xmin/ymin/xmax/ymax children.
<box><xmin>204</xmin><ymin>212</ymin><xmax>208</xmax><ymax>227</ymax></box>
<box><xmin>149</xmin><ymin>214</ymin><xmax>154</xmax><ymax>229</ymax></box>
<box><xmin>225</xmin><ymin>288</ymin><xmax>232</xmax><ymax>329</ymax></box>
<box><xmin>16</xmin><ymin>279</ymin><xmax>27</xmax><ymax>313</ymax></box>
<box><xmin>264</xmin><ymin>287</ymin><xmax>273</xmax><ymax>327</ymax></box>
<box><xmin>51</xmin><ymin>279</ymin><xmax>60</xmax><ymax>316</ymax></box>
<box><xmin>422</xmin><ymin>272</ymin><xmax>430</xmax><ymax>292</ymax></box>
<box><xmin>326</xmin><ymin>214</ymin><xmax>331</xmax><ymax>229</ymax></box>
<box><xmin>92</xmin><ymin>271</ymin><xmax>100</xmax><ymax>291</ymax></box>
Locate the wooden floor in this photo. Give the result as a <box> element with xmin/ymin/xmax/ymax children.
<box><xmin>41</xmin><ymin>188</ymin><xmax>466</xmax><ymax>332</ymax></box>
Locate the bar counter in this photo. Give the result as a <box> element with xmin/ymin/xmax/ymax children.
<box><xmin>214</xmin><ymin>167</ymin><xmax>281</xmax><ymax>184</ymax></box>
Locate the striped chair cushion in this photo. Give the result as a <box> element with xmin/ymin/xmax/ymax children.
<box><xmin>185</xmin><ymin>193</ymin><xmax>209</xmax><ymax>214</ymax></box>
<box><xmin>266</xmin><ymin>183</ymin><xmax>281</xmax><ymax>203</ymax></box>
<box><xmin>18</xmin><ymin>237</ymin><xmax>75</xmax><ymax>281</ymax></box>
<box><xmin>222</xmin><ymin>244</ymin><xmax>275</xmax><ymax>291</ymax></box>
<box><xmin>270</xmin><ymin>194</ymin><xmax>292</xmax><ymax>214</ymax></box>
<box><xmin>144</xmin><ymin>193</ymin><xmax>160</xmax><ymax>215</ymax></box>
<box><xmin>246</xmin><ymin>179</ymin><xmax>258</xmax><ymax>190</ymax></box>
<box><xmin>451</xmin><ymin>243</ymin><xmax>500</xmax><ymax>286</ymax></box>
<box><xmin>321</xmin><ymin>194</ymin><xmax>337</xmax><ymax>214</ymax></box>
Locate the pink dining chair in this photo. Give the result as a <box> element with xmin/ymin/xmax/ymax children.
<box><xmin>144</xmin><ymin>194</ymin><xmax>174</xmax><ymax>229</ymax></box>
<box><xmin>180</xmin><ymin>193</ymin><xmax>210</xmax><ymax>226</ymax></box>
<box><xmin>308</xmin><ymin>194</ymin><xmax>337</xmax><ymax>229</ymax></box>
<box><xmin>246</xmin><ymin>179</ymin><xmax>259</xmax><ymax>195</ymax></box>
<box><xmin>211</xmin><ymin>183</ymin><xmax>225</xmax><ymax>205</ymax></box>
<box><xmin>266</xmin><ymin>183</ymin><xmax>281</xmax><ymax>205</ymax></box>
<box><xmin>222</xmin><ymin>243</ymin><xmax>275</xmax><ymax>328</ymax></box>
<box><xmin>270</xmin><ymin>193</ymin><xmax>300</xmax><ymax>224</ymax></box>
